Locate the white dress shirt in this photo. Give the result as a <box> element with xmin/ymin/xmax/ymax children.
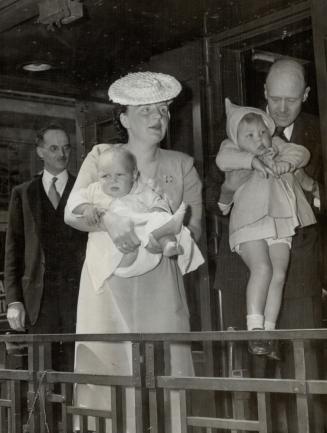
<box><xmin>282</xmin><ymin>123</ymin><xmax>294</xmax><ymax>142</ymax></box>
<box><xmin>42</xmin><ymin>169</ymin><xmax>68</xmax><ymax>197</ymax></box>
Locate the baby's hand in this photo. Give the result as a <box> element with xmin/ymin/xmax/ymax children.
<box><xmin>273</xmin><ymin>161</ymin><xmax>293</xmax><ymax>175</ymax></box>
<box><xmin>83</xmin><ymin>205</ymin><xmax>104</xmax><ymax>225</ymax></box>
<box><xmin>258</xmin><ymin>155</ymin><xmax>278</xmax><ymax>177</ymax></box>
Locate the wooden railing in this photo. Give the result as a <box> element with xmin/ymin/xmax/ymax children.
<box><xmin>0</xmin><ymin>329</ymin><xmax>326</xmax><ymax>433</ymax></box>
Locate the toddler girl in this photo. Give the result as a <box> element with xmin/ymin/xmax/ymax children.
<box><xmin>216</xmin><ymin>99</ymin><xmax>316</xmax><ymax>357</ymax></box>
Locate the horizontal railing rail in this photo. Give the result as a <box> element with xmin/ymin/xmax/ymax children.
<box><xmin>0</xmin><ymin>329</ymin><xmax>325</xmax><ymax>433</ymax></box>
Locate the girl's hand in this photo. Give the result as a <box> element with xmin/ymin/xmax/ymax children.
<box><xmin>252</xmin><ymin>157</ymin><xmax>274</xmax><ymax>178</ymax></box>
<box><xmin>102</xmin><ymin>211</ymin><xmax>141</xmax><ymax>254</ymax></box>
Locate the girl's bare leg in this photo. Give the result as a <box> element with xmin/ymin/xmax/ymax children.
<box><xmin>239</xmin><ymin>239</ymin><xmax>272</xmax><ymax>355</ymax></box>
<box><xmin>264</xmin><ymin>242</ymin><xmax>290</xmax><ymax>328</ymax></box>
<box><xmin>239</xmin><ymin>240</ymin><xmax>272</xmax><ymax>321</ymax></box>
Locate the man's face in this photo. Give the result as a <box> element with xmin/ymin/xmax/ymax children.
<box><xmin>264</xmin><ymin>70</ymin><xmax>310</xmax><ymax>128</ymax></box>
<box><xmin>237</xmin><ymin>117</ymin><xmax>272</xmax><ymax>156</ymax></box>
<box><xmin>37</xmin><ymin>129</ymin><xmax>71</xmax><ymax>175</ymax></box>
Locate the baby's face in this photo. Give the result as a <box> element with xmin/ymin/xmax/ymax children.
<box><xmin>237</xmin><ymin>118</ymin><xmax>272</xmax><ymax>156</ymax></box>
<box><xmin>99</xmin><ymin>154</ymin><xmax>136</xmax><ymax>198</ymax></box>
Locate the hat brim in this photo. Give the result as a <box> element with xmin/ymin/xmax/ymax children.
<box><xmin>108</xmin><ymin>72</ymin><xmax>182</xmax><ymax>106</ymax></box>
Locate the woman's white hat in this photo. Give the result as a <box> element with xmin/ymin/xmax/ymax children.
<box><xmin>108</xmin><ymin>71</ymin><xmax>182</xmax><ymax>105</ymax></box>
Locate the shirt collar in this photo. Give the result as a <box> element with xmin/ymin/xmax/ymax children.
<box><xmin>42</xmin><ymin>169</ymin><xmax>68</xmax><ymax>195</ymax></box>
<box><xmin>266</xmin><ymin>105</ymin><xmax>294</xmax><ymax>141</ymax></box>
<box><xmin>282</xmin><ymin>124</ymin><xmax>294</xmax><ymax>141</ymax></box>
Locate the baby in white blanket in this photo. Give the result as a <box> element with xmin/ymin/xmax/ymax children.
<box><xmin>70</xmin><ymin>146</ymin><xmax>204</xmax><ymax>292</ymax></box>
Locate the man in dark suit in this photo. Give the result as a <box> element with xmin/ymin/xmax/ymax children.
<box><xmin>264</xmin><ymin>59</ymin><xmax>322</xmax><ymax>330</ymax></box>
<box><xmin>264</xmin><ymin>59</ymin><xmax>324</xmax><ymax>433</ymax></box>
<box><xmin>4</xmin><ymin>124</ymin><xmax>87</xmax><ymax>372</ymax></box>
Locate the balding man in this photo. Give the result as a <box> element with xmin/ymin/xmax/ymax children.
<box><xmin>265</xmin><ymin>59</ymin><xmax>323</xmax><ymax>433</ymax></box>
<box><xmin>4</xmin><ymin>124</ymin><xmax>87</xmax><ymax>372</ymax></box>
<box><xmin>265</xmin><ymin>59</ymin><xmax>322</xmax><ymax>331</ymax></box>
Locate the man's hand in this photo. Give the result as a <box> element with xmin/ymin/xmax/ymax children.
<box><xmin>252</xmin><ymin>157</ymin><xmax>274</xmax><ymax>178</ymax></box>
<box><xmin>273</xmin><ymin>161</ymin><xmax>293</xmax><ymax>175</ymax></box>
<box><xmin>7</xmin><ymin>302</ymin><xmax>26</xmax><ymax>331</ymax></box>
<box><xmin>102</xmin><ymin>211</ymin><xmax>141</xmax><ymax>254</ymax></box>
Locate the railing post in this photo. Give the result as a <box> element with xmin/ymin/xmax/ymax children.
<box><xmin>257</xmin><ymin>392</ymin><xmax>272</xmax><ymax>433</ymax></box>
<box><xmin>9</xmin><ymin>379</ymin><xmax>21</xmax><ymax>433</ymax></box>
<box><xmin>293</xmin><ymin>340</ymin><xmax>309</xmax><ymax>433</ymax></box>
<box><xmin>61</xmin><ymin>383</ymin><xmax>73</xmax><ymax>433</ymax></box>
<box><xmin>38</xmin><ymin>343</ymin><xmax>53</xmax><ymax>433</ymax></box>
<box><xmin>26</xmin><ymin>341</ymin><xmax>40</xmax><ymax>433</ymax></box>
<box><xmin>145</xmin><ymin>342</ymin><xmax>158</xmax><ymax>433</ymax></box>
<box><xmin>163</xmin><ymin>341</ymin><xmax>171</xmax><ymax>433</ymax></box>
<box><xmin>132</xmin><ymin>342</ymin><xmax>143</xmax><ymax>433</ymax></box>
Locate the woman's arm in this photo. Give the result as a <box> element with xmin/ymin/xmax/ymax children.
<box><xmin>182</xmin><ymin>158</ymin><xmax>202</xmax><ymax>241</ymax></box>
<box><xmin>65</xmin><ymin>146</ymin><xmax>102</xmax><ymax>231</ymax></box>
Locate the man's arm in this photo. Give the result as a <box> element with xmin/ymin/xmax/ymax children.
<box><xmin>273</xmin><ymin>136</ymin><xmax>310</xmax><ymax>169</ymax></box>
<box><xmin>4</xmin><ymin>188</ymin><xmax>26</xmax><ymax>331</ymax></box>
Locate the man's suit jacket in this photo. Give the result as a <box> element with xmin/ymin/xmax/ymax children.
<box><xmin>4</xmin><ymin>173</ymin><xmax>86</xmax><ymax>325</ymax></box>
<box><xmin>280</xmin><ymin>111</ymin><xmax>322</xmax><ymax>310</ymax></box>
<box><xmin>291</xmin><ymin>111</ymin><xmax>322</xmax><ymax>185</ymax></box>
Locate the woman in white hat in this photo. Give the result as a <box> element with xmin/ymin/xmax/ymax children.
<box><xmin>65</xmin><ymin>71</ymin><xmax>202</xmax><ymax>432</ymax></box>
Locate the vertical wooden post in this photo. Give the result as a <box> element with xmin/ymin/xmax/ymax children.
<box><xmin>79</xmin><ymin>415</ymin><xmax>88</xmax><ymax>433</ymax></box>
<box><xmin>10</xmin><ymin>380</ymin><xmax>21</xmax><ymax>433</ymax></box>
<box><xmin>179</xmin><ymin>389</ymin><xmax>188</xmax><ymax>433</ymax></box>
<box><xmin>132</xmin><ymin>343</ymin><xmax>143</xmax><ymax>433</ymax></box>
<box><xmin>0</xmin><ymin>341</ymin><xmax>8</xmax><ymax>433</ymax></box>
<box><xmin>38</xmin><ymin>343</ymin><xmax>52</xmax><ymax>433</ymax></box>
<box><xmin>61</xmin><ymin>383</ymin><xmax>73</xmax><ymax>433</ymax></box>
<box><xmin>257</xmin><ymin>392</ymin><xmax>272</xmax><ymax>433</ymax></box>
<box><xmin>27</xmin><ymin>341</ymin><xmax>40</xmax><ymax>433</ymax></box>
<box><xmin>163</xmin><ymin>341</ymin><xmax>171</xmax><ymax>433</ymax></box>
<box><xmin>145</xmin><ymin>343</ymin><xmax>158</xmax><ymax>433</ymax></box>
<box><xmin>293</xmin><ymin>340</ymin><xmax>309</xmax><ymax>433</ymax></box>
<box><xmin>95</xmin><ymin>416</ymin><xmax>105</xmax><ymax>433</ymax></box>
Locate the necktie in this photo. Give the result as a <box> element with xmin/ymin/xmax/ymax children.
<box><xmin>274</xmin><ymin>126</ymin><xmax>288</xmax><ymax>142</ymax></box>
<box><xmin>48</xmin><ymin>177</ymin><xmax>60</xmax><ymax>209</ymax></box>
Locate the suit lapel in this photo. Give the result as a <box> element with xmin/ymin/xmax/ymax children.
<box><xmin>290</xmin><ymin>115</ymin><xmax>303</xmax><ymax>144</ymax></box>
<box><xmin>27</xmin><ymin>176</ymin><xmax>43</xmax><ymax>232</ymax></box>
<box><xmin>57</xmin><ymin>173</ymin><xmax>74</xmax><ymax>210</ymax></box>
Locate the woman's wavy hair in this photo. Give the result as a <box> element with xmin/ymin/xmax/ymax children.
<box><xmin>112</xmin><ymin>103</ymin><xmax>128</xmax><ymax>143</ymax></box>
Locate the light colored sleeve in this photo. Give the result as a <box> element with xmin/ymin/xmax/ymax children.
<box><xmin>273</xmin><ymin>136</ymin><xmax>310</xmax><ymax>169</ymax></box>
<box><xmin>182</xmin><ymin>156</ymin><xmax>202</xmax><ymax>241</ymax></box>
<box><xmin>148</xmin><ymin>191</ymin><xmax>171</xmax><ymax>212</ymax></box>
<box><xmin>216</xmin><ymin>138</ymin><xmax>254</xmax><ymax>171</ymax></box>
<box><xmin>65</xmin><ymin>145</ymin><xmax>103</xmax><ymax>231</ymax></box>
<box><xmin>294</xmin><ymin>168</ymin><xmax>315</xmax><ymax>192</ymax></box>
<box><xmin>69</xmin><ymin>185</ymin><xmax>95</xmax><ymax>214</ymax></box>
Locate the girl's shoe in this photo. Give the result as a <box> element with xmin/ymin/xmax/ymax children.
<box><xmin>248</xmin><ymin>328</ymin><xmax>270</xmax><ymax>355</ymax></box>
<box><xmin>266</xmin><ymin>340</ymin><xmax>281</xmax><ymax>361</ymax></box>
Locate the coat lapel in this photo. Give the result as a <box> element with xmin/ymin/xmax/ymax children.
<box><xmin>27</xmin><ymin>175</ymin><xmax>43</xmax><ymax>234</ymax></box>
<box><xmin>57</xmin><ymin>173</ymin><xmax>74</xmax><ymax>210</ymax></box>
